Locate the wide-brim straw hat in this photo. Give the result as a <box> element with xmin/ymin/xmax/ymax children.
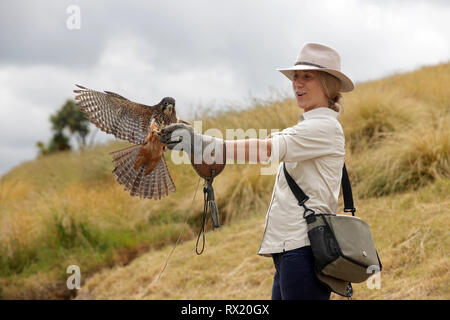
<box><xmin>277</xmin><ymin>43</ymin><xmax>354</xmax><ymax>92</ymax></box>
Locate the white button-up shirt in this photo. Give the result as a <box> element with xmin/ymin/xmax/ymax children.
<box><xmin>258</xmin><ymin>107</ymin><xmax>345</xmax><ymax>256</ymax></box>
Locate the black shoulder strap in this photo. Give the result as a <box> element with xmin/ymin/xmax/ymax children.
<box><xmin>283</xmin><ymin>162</ymin><xmax>310</xmax><ymax>207</ymax></box>
<box><xmin>283</xmin><ymin>162</ymin><xmax>356</xmax><ymax>216</ymax></box>
<box><xmin>341</xmin><ymin>164</ymin><xmax>356</xmax><ymax>215</ymax></box>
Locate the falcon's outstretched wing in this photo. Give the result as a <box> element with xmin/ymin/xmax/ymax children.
<box><xmin>74</xmin><ymin>85</ymin><xmax>158</xmax><ymax>145</ymax></box>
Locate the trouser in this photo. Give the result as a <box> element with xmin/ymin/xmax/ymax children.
<box><xmin>271</xmin><ymin>246</ymin><xmax>331</xmax><ymax>300</ymax></box>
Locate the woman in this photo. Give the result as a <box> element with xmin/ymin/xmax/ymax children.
<box><xmin>159</xmin><ymin>43</ymin><xmax>354</xmax><ymax>300</ymax></box>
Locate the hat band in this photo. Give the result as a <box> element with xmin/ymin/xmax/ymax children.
<box><xmin>295</xmin><ymin>61</ymin><xmax>325</xmax><ymax>68</ymax></box>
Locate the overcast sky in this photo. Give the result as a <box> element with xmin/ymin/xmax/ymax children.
<box><xmin>0</xmin><ymin>0</ymin><xmax>449</xmax><ymax>176</ymax></box>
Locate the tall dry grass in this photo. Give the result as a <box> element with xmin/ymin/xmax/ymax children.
<box><xmin>353</xmin><ymin>115</ymin><xmax>449</xmax><ymax>197</ymax></box>
<box><xmin>75</xmin><ymin>179</ymin><xmax>450</xmax><ymax>300</ymax></box>
<box><xmin>340</xmin><ymin>86</ymin><xmax>421</xmax><ymax>152</ymax></box>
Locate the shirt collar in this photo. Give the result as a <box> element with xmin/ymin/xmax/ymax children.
<box><xmin>299</xmin><ymin>107</ymin><xmax>340</xmax><ymax>122</ymax></box>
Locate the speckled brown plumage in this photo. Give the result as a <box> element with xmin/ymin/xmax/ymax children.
<box><xmin>74</xmin><ymin>85</ymin><xmax>188</xmax><ymax>200</ymax></box>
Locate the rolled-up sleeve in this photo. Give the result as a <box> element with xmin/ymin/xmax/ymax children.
<box><xmin>269</xmin><ymin>119</ymin><xmax>341</xmax><ymax>163</ymax></box>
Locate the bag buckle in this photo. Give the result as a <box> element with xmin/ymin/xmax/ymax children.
<box><xmin>302</xmin><ymin>206</ymin><xmax>315</xmax><ymax>220</ymax></box>
<box><xmin>344</xmin><ymin>208</ymin><xmax>356</xmax><ymax>216</ymax></box>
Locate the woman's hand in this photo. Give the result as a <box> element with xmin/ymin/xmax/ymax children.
<box><xmin>159</xmin><ymin>123</ymin><xmax>195</xmax><ymax>152</ymax></box>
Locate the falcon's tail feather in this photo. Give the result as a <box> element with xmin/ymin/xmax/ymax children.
<box><xmin>110</xmin><ymin>145</ymin><xmax>176</xmax><ymax>200</ymax></box>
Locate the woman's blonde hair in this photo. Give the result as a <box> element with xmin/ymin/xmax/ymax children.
<box><xmin>315</xmin><ymin>71</ymin><xmax>344</xmax><ymax>113</ymax></box>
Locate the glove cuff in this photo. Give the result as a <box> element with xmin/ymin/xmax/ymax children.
<box><xmin>203</xmin><ymin>136</ymin><xmax>226</xmax><ymax>165</ymax></box>
<box><xmin>191</xmin><ymin>134</ymin><xmax>225</xmax><ymax>165</ymax></box>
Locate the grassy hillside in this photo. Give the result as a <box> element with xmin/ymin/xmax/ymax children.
<box><xmin>75</xmin><ymin>179</ymin><xmax>449</xmax><ymax>300</ymax></box>
<box><xmin>0</xmin><ymin>62</ymin><xmax>449</xmax><ymax>299</ymax></box>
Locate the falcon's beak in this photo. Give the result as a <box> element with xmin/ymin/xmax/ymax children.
<box><xmin>164</xmin><ymin>104</ymin><xmax>174</xmax><ymax>115</ymax></box>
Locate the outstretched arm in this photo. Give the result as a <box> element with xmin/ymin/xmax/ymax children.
<box><xmin>159</xmin><ymin>123</ymin><xmax>273</xmax><ymax>164</ymax></box>
<box><xmin>224</xmin><ymin>139</ymin><xmax>272</xmax><ymax>163</ymax></box>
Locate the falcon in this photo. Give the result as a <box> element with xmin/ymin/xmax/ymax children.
<box><xmin>73</xmin><ymin>84</ymin><xmax>190</xmax><ymax>200</ymax></box>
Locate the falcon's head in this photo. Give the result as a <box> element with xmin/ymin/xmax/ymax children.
<box><xmin>160</xmin><ymin>97</ymin><xmax>176</xmax><ymax>116</ymax></box>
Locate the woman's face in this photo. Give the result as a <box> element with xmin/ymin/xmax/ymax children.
<box><xmin>292</xmin><ymin>70</ymin><xmax>328</xmax><ymax>112</ymax></box>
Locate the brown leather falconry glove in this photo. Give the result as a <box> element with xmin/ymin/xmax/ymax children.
<box><xmin>160</xmin><ymin>123</ymin><xmax>226</xmax><ymax>234</ymax></box>
<box><xmin>159</xmin><ymin>123</ymin><xmax>227</xmax><ymax>180</ymax></box>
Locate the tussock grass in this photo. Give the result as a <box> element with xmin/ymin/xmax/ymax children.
<box><xmin>353</xmin><ymin>113</ymin><xmax>449</xmax><ymax>197</ymax></box>
<box><xmin>201</xmin><ymin>98</ymin><xmax>299</xmax><ymax>139</ymax></box>
<box><xmin>340</xmin><ymin>87</ymin><xmax>420</xmax><ymax>152</ymax></box>
<box><xmin>75</xmin><ymin>181</ymin><xmax>450</xmax><ymax>300</ymax></box>
<box><xmin>0</xmin><ymin>62</ymin><xmax>449</xmax><ymax>299</ymax></box>
<box><xmin>218</xmin><ymin>165</ymin><xmax>274</xmax><ymax>224</ymax></box>
<box><xmin>381</xmin><ymin>62</ymin><xmax>450</xmax><ymax>113</ymax></box>
<box><xmin>75</xmin><ymin>213</ymin><xmax>274</xmax><ymax>300</ymax></box>
<box><xmin>0</xmin><ymin>143</ymin><xmax>205</xmax><ymax>298</ymax></box>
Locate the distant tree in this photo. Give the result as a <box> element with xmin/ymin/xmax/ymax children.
<box><xmin>36</xmin><ymin>141</ymin><xmax>50</xmax><ymax>156</ymax></box>
<box><xmin>37</xmin><ymin>130</ymin><xmax>72</xmax><ymax>156</ymax></box>
<box><xmin>37</xmin><ymin>99</ymin><xmax>90</xmax><ymax>156</ymax></box>
<box><xmin>51</xmin><ymin>100</ymin><xmax>90</xmax><ymax>148</ymax></box>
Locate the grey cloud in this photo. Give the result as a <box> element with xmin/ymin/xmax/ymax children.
<box><xmin>0</xmin><ymin>1</ymin><xmax>103</xmax><ymax>68</ymax></box>
<box><xmin>0</xmin><ymin>0</ymin><xmax>302</xmax><ymax>89</ymax></box>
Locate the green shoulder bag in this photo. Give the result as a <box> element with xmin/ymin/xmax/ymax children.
<box><xmin>283</xmin><ymin>162</ymin><xmax>382</xmax><ymax>298</ymax></box>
